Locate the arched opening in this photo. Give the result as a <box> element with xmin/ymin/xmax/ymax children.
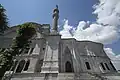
<box><xmin>65</xmin><ymin>61</ymin><xmax>73</xmax><ymax>72</ymax></box>
<box><xmin>16</xmin><ymin>60</ymin><xmax>25</xmax><ymax>73</ymax></box>
<box><xmin>23</xmin><ymin>60</ymin><xmax>30</xmax><ymax>71</ymax></box>
<box><xmin>85</xmin><ymin>62</ymin><xmax>91</xmax><ymax>70</ymax></box>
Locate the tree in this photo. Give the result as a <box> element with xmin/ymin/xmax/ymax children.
<box><xmin>0</xmin><ymin>23</ymin><xmax>36</xmax><ymax>80</ymax></box>
<box><xmin>0</xmin><ymin>4</ymin><xmax>8</xmax><ymax>33</ymax></box>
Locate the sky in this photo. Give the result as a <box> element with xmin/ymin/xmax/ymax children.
<box><xmin>0</xmin><ymin>0</ymin><xmax>97</xmax><ymax>26</ymax></box>
<box><xmin>1</xmin><ymin>0</ymin><xmax>120</xmax><ymax>69</ymax></box>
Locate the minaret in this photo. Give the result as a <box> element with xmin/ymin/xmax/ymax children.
<box><xmin>40</xmin><ymin>6</ymin><xmax>61</xmax><ymax>74</ymax></box>
<box><xmin>51</xmin><ymin>5</ymin><xmax>59</xmax><ymax>34</ymax></box>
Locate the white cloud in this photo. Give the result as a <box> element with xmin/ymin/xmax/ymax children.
<box><xmin>93</xmin><ymin>0</ymin><xmax>120</xmax><ymax>27</ymax></box>
<box><xmin>104</xmin><ymin>48</ymin><xmax>117</xmax><ymax>60</ymax></box>
<box><xmin>104</xmin><ymin>48</ymin><xmax>120</xmax><ymax>70</ymax></box>
<box><xmin>61</xmin><ymin>20</ymin><xmax>119</xmax><ymax>44</ymax></box>
<box><xmin>59</xmin><ymin>0</ymin><xmax>120</xmax><ymax>70</ymax></box>
<box><xmin>60</xmin><ymin>0</ymin><xmax>120</xmax><ymax>44</ymax></box>
<box><xmin>59</xmin><ymin>20</ymin><xmax>73</xmax><ymax>38</ymax></box>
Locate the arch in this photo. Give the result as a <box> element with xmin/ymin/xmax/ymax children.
<box><xmin>16</xmin><ymin>60</ymin><xmax>25</xmax><ymax>73</ymax></box>
<box><xmin>24</xmin><ymin>60</ymin><xmax>30</xmax><ymax>71</ymax></box>
<box><xmin>64</xmin><ymin>46</ymin><xmax>74</xmax><ymax>73</ymax></box>
<box><xmin>65</xmin><ymin>61</ymin><xmax>73</xmax><ymax>72</ymax></box>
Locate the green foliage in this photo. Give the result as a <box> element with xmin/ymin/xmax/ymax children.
<box><xmin>15</xmin><ymin>23</ymin><xmax>36</xmax><ymax>48</ymax></box>
<box><xmin>0</xmin><ymin>22</ymin><xmax>36</xmax><ymax>79</ymax></box>
<box><xmin>0</xmin><ymin>4</ymin><xmax>8</xmax><ymax>33</ymax></box>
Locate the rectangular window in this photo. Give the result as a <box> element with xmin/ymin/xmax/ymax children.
<box><xmin>85</xmin><ymin>62</ymin><xmax>91</xmax><ymax>70</ymax></box>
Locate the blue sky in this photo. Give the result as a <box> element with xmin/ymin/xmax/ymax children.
<box><xmin>0</xmin><ymin>0</ymin><xmax>120</xmax><ymax>55</ymax></box>
<box><xmin>0</xmin><ymin>0</ymin><xmax>96</xmax><ymax>26</ymax></box>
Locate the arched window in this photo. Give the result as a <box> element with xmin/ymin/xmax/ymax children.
<box><xmin>100</xmin><ymin>63</ymin><xmax>106</xmax><ymax>70</ymax></box>
<box><xmin>65</xmin><ymin>61</ymin><xmax>73</xmax><ymax>72</ymax></box>
<box><xmin>16</xmin><ymin>60</ymin><xmax>25</xmax><ymax>73</ymax></box>
<box><xmin>24</xmin><ymin>60</ymin><xmax>30</xmax><ymax>71</ymax></box>
<box><xmin>104</xmin><ymin>63</ymin><xmax>110</xmax><ymax>70</ymax></box>
<box><xmin>85</xmin><ymin>62</ymin><xmax>91</xmax><ymax>70</ymax></box>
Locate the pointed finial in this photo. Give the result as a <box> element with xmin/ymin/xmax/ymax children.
<box><xmin>56</xmin><ymin>5</ymin><xmax>58</xmax><ymax>9</ymax></box>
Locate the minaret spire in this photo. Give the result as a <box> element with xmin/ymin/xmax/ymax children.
<box><xmin>51</xmin><ymin>5</ymin><xmax>59</xmax><ymax>34</ymax></box>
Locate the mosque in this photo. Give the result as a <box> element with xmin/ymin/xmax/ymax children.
<box><xmin>1</xmin><ymin>6</ymin><xmax>120</xmax><ymax>80</ymax></box>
